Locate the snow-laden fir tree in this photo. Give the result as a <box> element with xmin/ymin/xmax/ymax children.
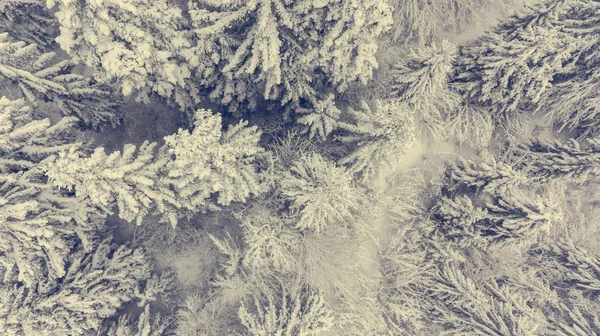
<box><xmin>550</xmin><ymin>298</ymin><xmax>600</xmax><ymax>336</ymax></box>
<box><xmin>296</xmin><ymin>223</ymin><xmax>370</xmax><ymax>315</ymax></box>
<box><xmin>426</xmin><ymin>261</ymin><xmax>546</xmax><ymax>335</ymax></box>
<box><xmin>177</xmin><ymin>230</ymin><xmax>295</xmax><ymax>336</ymax></box>
<box><xmin>295</xmin><ymin>93</ymin><xmax>341</xmax><ymax>141</ymax></box>
<box><xmin>443</xmin><ymin>157</ymin><xmax>529</xmax><ymax>195</ymax></box>
<box><xmin>279</xmin><ymin>152</ymin><xmax>365</xmax><ymax>233</ymax></box>
<box><xmin>453</xmin><ymin>0</ymin><xmax>600</xmax><ymax>137</ymax></box>
<box><xmin>377</xmin><ymin>224</ymin><xmax>437</xmax><ymax>334</ymax></box>
<box><xmin>480</xmin><ymin>188</ymin><xmax>562</xmax><ymax>246</ymax></box>
<box><xmin>237</xmin><ymin>203</ymin><xmax>300</xmax><ymax>276</ymax></box>
<box><xmin>174</xmin><ymin>290</ymin><xmax>240</xmax><ymax>336</ymax></box>
<box><xmin>434</xmin><ymin>188</ymin><xmax>562</xmax><ymax>248</ymax></box>
<box><xmin>521</xmin><ymin>137</ymin><xmax>600</xmax><ymax>183</ymax></box>
<box><xmin>536</xmin><ymin>241</ymin><xmax>600</xmax><ymax>300</ymax></box>
<box><xmin>532</xmin><ymin>0</ymin><xmax>600</xmax><ymax>137</ymax></box>
<box><xmin>268</xmin><ymin>129</ymin><xmax>317</xmax><ymax>171</ymax></box>
<box><xmin>174</xmin><ymin>252</ymin><xmax>260</xmax><ymax>336</ymax></box>
<box><xmin>0</xmin><ymin>0</ymin><xmax>55</xmax><ymax>46</ymax></box>
<box><xmin>97</xmin><ymin>304</ymin><xmax>172</xmax><ymax>336</ymax></box>
<box><xmin>0</xmin><ymin>32</ymin><xmax>119</xmax><ymax>128</ymax></box>
<box><xmin>0</xmin><ymin>238</ymin><xmax>155</xmax><ymax>335</ymax></box>
<box><xmin>44</xmin><ymin>108</ymin><xmax>266</xmax><ymax>228</ymax></box>
<box><xmin>454</xmin><ymin>6</ymin><xmax>584</xmax><ymax>115</ymax></box>
<box><xmin>238</xmin><ymin>283</ymin><xmax>334</xmax><ymax>336</ymax></box>
<box><xmin>435</xmin><ymin>156</ymin><xmax>564</xmax><ymax>248</ymax></box>
<box><xmin>539</xmin><ymin>67</ymin><xmax>600</xmax><ymax>138</ymax></box>
<box><xmin>392</xmin><ymin>40</ymin><xmax>460</xmax><ymax>140</ymax></box>
<box><xmin>188</xmin><ymin>0</ymin><xmax>392</xmax><ymax>113</ymax></box>
<box><xmin>446</xmin><ymin>102</ymin><xmax>494</xmax><ymax>148</ymax></box>
<box><xmin>43</xmin><ymin>140</ymin><xmax>176</xmax><ymax>226</ymax></box>
<box><xmin>49</xmin><ymin>0</ymin><xmax>197</xmax><ymax>109</ymax></box>
<box><xmin>336</xmin><ymin>99</ymin><xmax>417</xmax><ymax>183</ymax></box>
<box><xmin>526</xmin><ymin>242</ymin><xmax>600</xmax><ymax>334</ymax></box>
<box><xmin>433</xmin><ymin>195</ymin><xmax>490</xmax><ymax>246</ymax></box>
<box><xmin>162</xmin><ymin>108</ymin><xmax>266</xmax><ymax>208</ymax></box>
<box><xmin>0</xmin><ymin>97</ymin><xmax>101</xmax><ymax>287</ymax></box>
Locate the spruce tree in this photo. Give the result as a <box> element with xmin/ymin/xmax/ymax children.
<box><xmin>188</xmin><ymin>0</ymin><xmax>393</xmax><ymax>113</ymax></box>
<box><xmin>0</xmin><ymin>32</ymin><xmax>119</xmax><ymax>128</ymax></box>
<box><xmin>45</xmin><ymin>108</ymin><xmax>267</xmax><ymax>228</ymax></box>
<box><xmin>521</xmin><ymin>137</ymin><xmax>600</xmax><ymax>183</ymax></box>
<box><xmin>0</xmin><ymin>238</ymin><xmax>158</xmax><ymax>335</ymax></box>
<box><xmin>336</xmin><ymin>99</ymin><xmax>417</xmax><ymax>183</ymax></box>
<box><xmin>453</xmin><ymin>0</ymin><xmax>600</xmax><ymax>136</ymax></box>
<box><xmin>0</xmin><ymin>97</ymin><xmax>100</xmax><ymax>286</ymax></box>
<box><xmin>50</xmin><ymin>0</ymin><xmax>195</xmax><ymax>109</ymax></box>
<box><xmin>392</xmin><ymin>40</ymin><xmax>460</xmax><ymax>141</ymax></box>
<box><xmin>0</xmin><ymin>0</ymin><xmax>56</xmax><ymax>46</ymax></box>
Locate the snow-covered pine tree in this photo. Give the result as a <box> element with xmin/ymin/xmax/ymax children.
<box><xmin>392</xmin><ymin>40</ymin><xmax>460</xmax><ymax>141</ymax></box>
<box><xmin>279</xmin><ymin>152</ymin><xmax>365</xmax><ymax>233</ymax></box>
<box><xmin>98</xmin><ymin>304</ymin><xmax>172</xmax><ymax>336</ymax></box>
<box><xmin>443</xmin><ymin>157</ymin><xmax>529</xmax><ymax>195</ymax></box>
<box><xmin>540</xmin><ymin>66</ymin><xmax>600</xmax><ymax>137</ymax></box>
<box><xmin>480</xmin><ymin>188</ymin><xmax>561</xmax><ymax>247</ymax></box>
<box><xmin>174</xmin><ymin>290</ymin><xmax>243</xmax><ymax>336</ymax></box>
<box><xmin>453</xmin><ymin>0</ymin><xmax>600</xmax><ymax>137</ymax></box>
<box><xmin>526</xmin><ymin>242</ymin><xmax>600</xmax><ymax>333</ymax></box>
<box><xmin>0</xmin><ymin>0</ymin><xmax>55</xmax><ymax>47</ymax></box>
<box><xmin>435</xmin><ymin>156</ymin><xmax>563</xmax><ymax>248</ymax></box>
<box><xmin>188</xmin><ymin>0</ymin><xmax>392</xmax><ymax>113</ymax></box>
<box><xmin>45</xmin><ymin>108</ymin><xmax>266</xmax><ymax>228</ymax></box>
<box><xmin>0</xmin><ymin>97</ymin><xmax>101</xmax><ymax>287</ymax></box>
<box><xmin>43</xmin><ymin>140</ymin><xmax>177</xmax><ymax>226</ymax></box>
<box><xmin>174</xmin><ymin>229</ymin><xmax>259</xmax><ymax>336</ymax></box>
<box><xmin>446</xmin><ymin>102</ymin><xmax>494</xmax><ymax>148</ymax></box>
<box><xmin>268</xmin><ymin>129</ymin><xmax>318</xmax><ymax>171</ymax></box>
<box><xmin>539</xmin><ymin>241</ymin><xmax>600</xmax><ymax>299</ymax></box>
<box><xmin>0</xmin><ymin>32</ymin><xmax>119</xmax><ymax>128</ymax></box>
<box><xmin>0</xmin><ymin>238</ymin><xmax>156</xmax><ymax>335</ymax></box>
<box><xmin>454</xmin><ymin>3</ymin><xmax>584</xmax><ymax>114</ymax></box>
<box><xmin>426</xmin><ymin>261</ymin><xmax>546</xmax><ymax>335</ymax></box>
<box><xmin>549</xmin><ymin>299</ymin><xmax>600</xmax><ymax>336</ymax></box>
<box><xmin>162</xmin><ymin>108</ymin><xmax>266</xmax><ymax>208</ymax></box>
<box><xmin>295</xmin><ymin>93</ymin><xmax>341</xmax><ymax>141</ymax></box>
<box><xmin>535</xmin><ymin>0</ymin><xmax>600</xmax><ymax>137</ymax></box>
<box><xmin>49</xmin><ymin>0</ymin><xmax>196</xmax><ymax>109</ymax></box>
<box><xmin>336</xmin><ymin>99</ymin><xmax>417</xmax><ymax>183</ymax></box>
<box><xmin>521</xmin><ymin>137</ymin><xmax>600</xmax><ymax>183</ymax></box>
<box><xmin>434</xmin><ymin>195</ymin><xmax>490</xmax><ymax>246</ymax></box>
<box><xmin>238</xmin><ymin>284</ymin><xmax>334</xmax><ymax>336</ymax></box>
<box><xmin>434</xmin><ymin>188</ymin><xmax>562</xmax><ymax>248</ymax></box>
<box><xmin>296</xmin><ymin>223</ymin><xmax>369</xmax><ymax>315</ymax></box>
<box><xmin>238</xmin><ymin>203</ymin><xmax>300</xmax><ymax>276</ymax></box>
<box><xmin>377</xmin><ymin>223</ymin><xmax>436</xmax><ymax>334</ymax></box>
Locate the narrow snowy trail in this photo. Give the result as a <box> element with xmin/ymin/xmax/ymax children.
<box><xmin>357</xmin><ymin>141</ymin><xmax>433</xmax><ymax>283</ymax></box>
